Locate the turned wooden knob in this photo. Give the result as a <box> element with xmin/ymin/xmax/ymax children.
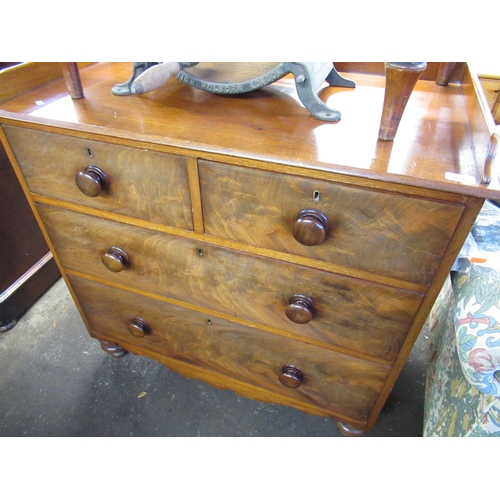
<box><xmin>128</xmin><ymin>317</ymin><xmax>150</xmax><ymax>338</ymax></box>
<box><xmin>75</xmin><ymin>165</ymin><xmax>109</xmax><ymax>197</ymax></box>
<box><xmin>279</xmin><ymin>365</ymin><xmax>304</xmax><ymax>389</ymax></box>
<box><xmin>285</xmin><ymin>294</ymin><xmax>315</xmax><ymax>324</ymax></box>
<box><xmin>293</xmin><ymin>209</ymin><xmax>329</xmax><ymax>246</ymax></box>
<box><xmin>101</xmin><ymin>247</ymin><xmax>129</xmax><ymax>272</ymax></box>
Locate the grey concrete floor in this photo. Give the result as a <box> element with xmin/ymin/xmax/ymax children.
<box><xmin>0</xmin><ymin>277</ymin><xmax>429</xmax><ymax>437</ymax></box>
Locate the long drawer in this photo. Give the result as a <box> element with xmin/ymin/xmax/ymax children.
<box><xmin>4</xmin><ymin>125</ymin><xmax>193</xmax><ymax>230</ymax></box>
<box><xmin>69</xmin><ymin>275</ymin><xmax>391</xmax><ymax>423</ymax></box>
<box><xmin>37</xmin><ymin>204</ymin><xmax>423</xmax><ymax>361</ymax></box>
<box><xmin>199</xmin><ymin>160</ymin><xmax>465</xmax><ymax>285</ymax></box>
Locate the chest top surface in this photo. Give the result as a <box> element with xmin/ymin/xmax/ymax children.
<box><xmin>0</xmin><ymin>62</ymin><xmax>498</xmax><ymax>200</ymax></box>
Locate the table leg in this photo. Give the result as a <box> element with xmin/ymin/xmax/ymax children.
<box><xmin>378</xmin><ymin>62</ymin><xmax>427</xmax><ymax>141</ymax></box>
<box><xmin>60</xmin><ymin>62</ymin><xmax>84</xmax><ymax>99</ymax></box>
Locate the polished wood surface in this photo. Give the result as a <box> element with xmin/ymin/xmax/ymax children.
<box><xmin>36</xmin><ymin>204</ymin><xmax>422</xmax><ymax>362</ymax></box>
<box><xmin>199</xmin><ymin>160</ymin><xmax>465</xmax><ymax>285</ymax></box>
<box><xmin>0</xmin><ymin>62</ymin><xmax>93</xmax><ymax>104</ymax></box>
<box><xmin>292</xmin><ymin>209</ymin><xmax>329</xmax><ymax>246</ymax></box>
<box><xmin>378</xmin><ymin>62</ymin><xmax>427</xmax><ymax>141</ymax></box>
<box><xmin>75</xmin><ymin>165</ymin><xmax>110</xmax><ymax>197</ymax></box>
<box><xmin>70</xmin><ymin>275</ymin><xmax>390</xmax><ymax>423</ymax></box>
<box><xmin>334</xmin><ymin>62</ymin><xmax>466</xmax><ymax>83</ymax></box>
<box><xmin>60</xmin><ymin>63</ymin><xmax>84</xmax><ymax>99</ymax></box>
<box><xmin>479</xmin><ymin>76</ymin><xmax>500</xmax><ymax>123</ymax></box>
<box><xmin>0</xmin><ymin>62</ymin><xmax>498</xmax><ymax>199</ymax></box>
<box><xmin>462</xmin><ymin>69</ymin><xmax>499</xmax><ymax>184</ymax></box>
<box><xmin>1</xmin><ymin>62</ymin><xmax>498</xmax><ymax>434</ymax></box>
<box><xmin>436</xmin><ymin>63</ymin><xmax>458</xmax><ymax>86</ymax></box>
<box><xmin>4</xmin><ymin>125</ymin><xmax>193</xmax><ymax>230</ymax></box>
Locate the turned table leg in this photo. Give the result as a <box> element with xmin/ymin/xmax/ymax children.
<box><xmin>435</xmin><ymin>62</ymin><xmax>457</xmax><ymax>86</ymax></box>
<box><xmin>378</xmin><ymin>62</ymin><xmax>427</xmax><ymax>141</ymax></box>
<box><xmin>60</xmin><ymin>62</ymin><xmax>84</xmax><ymax>99</ymax></box>
<box><xmin>99</xmin><ymin>340</ymin><xmax>128</xmax><ymax>358</ymax></box>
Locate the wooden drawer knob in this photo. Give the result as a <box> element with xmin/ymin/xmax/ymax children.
<box><xmin>279</xmin><ymin>365</ymin><xmax>304</xmax><ymax>389</ymax></box>
<box><xmin>293</xmin><ymin>209</ymin><xmax>329</xmax><ymax>246</ymax></box>
<box><xmin>128</xmin><ymin>317</ymin><xmax>150</xmax><ymax>338</ymax></box>
<box><xmin>75</xmin><ymin>165</ymin><xmax>109</xmax><ymax>197</ymax></box>
<box><xmin>285</xmin><ymin>294</ymin><xmax>315</xmax><ymax>324</ymax></box>
<box><xmin>101</xmin><ymin>247</ymin><xmax>129</xmax><ymax>272</ymax></box>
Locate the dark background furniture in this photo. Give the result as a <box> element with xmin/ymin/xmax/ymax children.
<box><xmin>0</xmin><ymin>139</ymin><xmax>59</xmax><ymax>330</ymax></box>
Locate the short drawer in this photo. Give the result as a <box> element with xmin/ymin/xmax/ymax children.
<box><xmin>69</xmin><ymin>275</ymin><xmax>391</xmax><ymax>423</ymax></box>
<box><xmin>3</xmin><ymin>125</ymin><xmax>193</xmax><ymax>230</ymax></box>
<box><xmin>199</xmin><ymin>160</ymin><xmax>464</xmax><ymax>285</ymax></box>
<box><xmin>38</xmin><ymin>204</ymin><xmax>423</xmax><ymax>361</ymax></box>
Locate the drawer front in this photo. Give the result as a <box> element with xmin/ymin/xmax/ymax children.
<box><xmin>70</xmin><ymin>275</ymin><xmax>390</xmax><ymax>422</ymax></box>
<box><xmin>37</xmin><ymin>204</ymin><xmax>423</xmax><ymax>361</ymax></box>
<box><xmin>199</xmin><ymin>160</ymin><xmax>464</xmax><ymax>285</ymax></box>
<box><xmin>4</xmin><ymin>125</ymin><xmax>193</xmax><ymax>230</ymax></box>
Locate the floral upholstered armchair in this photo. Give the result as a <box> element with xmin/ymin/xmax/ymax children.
<box><xmin>424</xmin><ymin>201</ymin><xmax>500</xmax><ymax>437</ymax></box>
<box><xmin>455</xmin><ymin>265</ymin><xmax>500</xmax><ymax>398</ymax></box>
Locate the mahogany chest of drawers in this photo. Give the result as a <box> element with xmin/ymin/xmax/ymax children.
<box><xmin>1</xmin><ymin>62</ymin><xmax>498</xmax><ymax>435</ymax></box>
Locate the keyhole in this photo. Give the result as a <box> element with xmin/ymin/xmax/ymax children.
<box><xmin>312</xmin><ymin>190</ymin><xmax>320</xmax><ymax>201</ymax></box>
<box><xmin>197</xmin><ymin>249</ymin><xmax>203</xmax><ymax>256</ymax></box>
<box><xmin>87</xmin><ymin>148</ymin><xmax>93</xmax><ymax>158</ymax></box>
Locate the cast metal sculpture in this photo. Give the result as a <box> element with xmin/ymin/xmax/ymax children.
<box><xmin>112</xmin><ymin>62</ymin><xmax>355</xmax><ymax>122</ymax></box>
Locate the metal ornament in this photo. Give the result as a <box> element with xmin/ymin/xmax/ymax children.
<box><xmin>112</xmin><ymin>62</ymin><xmax>355</xmax><ymax>122</ymax></box>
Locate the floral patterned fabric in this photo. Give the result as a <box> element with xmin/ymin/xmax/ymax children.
<box><xmin>454</xmin><ymin>265</ymin><xmax>500</xmax><ymax>397</ymax></box>
<box><xmin>423</xmin><ymin>268</ymin><xmax>500</xmax><ymax>437</ymax></box>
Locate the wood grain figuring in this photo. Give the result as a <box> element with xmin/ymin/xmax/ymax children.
<box><xmin>4</xmin><ymin>126</ymin><xmax>193</xmax><ymax>230</ymax></box>
<box><xmin>1</xmin><ymin>62</ymin><xmax>497</xmax><ymax>434</ymax></box>
<box><xmin>199</xmin><ymin>160</ymin><xmax>465</xmax><ymax>285</ymax></box>
<box><xmin>0</xmin><ymin>63</ymin><xmax>496</xmax><ymax>200</ymax></box>
<box><xmin>365</xmin><ymin>194</ymin><xmax>486</xmax><ymax>429</ymax></box>
<box><xmin>36</xmin><ymin>204</ymin><xmax>423</xmax><ymax>362</ymax></box>
<box><xmin>0</xmin><ymin>125</ymin><xmax>98</xmax><ymax>338</ymax></box>
<box><xmin>30</xmin><ymin>193</ymin><xmax>428</xmax><ymax>293</ymax></box>
<box><xmin>69</xmin><ymin>275</ymin><xmax>390</xmax><ymax>423</ymax></box>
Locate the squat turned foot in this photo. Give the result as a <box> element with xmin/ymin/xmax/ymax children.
<box><xmin>335</xmin><ymin>420</ymin><xmax>366</xmax><ymax>437</ymax></box>
<box><xmin>99</xmin><ymin>340</ymin><xmax>128</xmax><ymax>358</ymax></box>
